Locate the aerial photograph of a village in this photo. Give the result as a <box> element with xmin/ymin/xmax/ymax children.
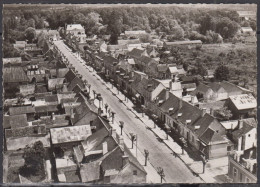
<box><xmin>2</xmin><ymin>3</ymin><xmax>257</xmax><ymax>184</ymax></box>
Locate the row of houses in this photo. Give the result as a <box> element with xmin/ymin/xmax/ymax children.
<box><xmin>3</xmin><ymin>32</ymin><xmax>147</xmax><ymax>184</ymax></box>
<box><xmin>83</xmin><ymin>31</ymin><xmax>257</xmax><ymax>162</ymax></box>
<box><xmin>61</xmin><ymin>25</ymin><xmax>257</xmax><ymax>182</ymax></box>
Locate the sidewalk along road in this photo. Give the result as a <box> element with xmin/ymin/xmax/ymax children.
<box><xmin>53</xmin><ymin>40</ymin><xmax>203</xmax><ymax>183</ymax></box>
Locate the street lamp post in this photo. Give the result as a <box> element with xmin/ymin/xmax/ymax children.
<box><xmin>141</xmin><ymin>105</ymin><xmax>145</xmax><ymax>117</ymax></box>
<box><xmin>111</xmin><ymin>111</ymin><xmax>115</xmax><ymax>124</ymax></box>
<box><xmin>157</xmin><ymin>167</ymin><xmax>165</xmax><ymax>183</ymax></box>
<box><xmin>130</xmin><ymin>133</ymin><xmax>136</xmax><ymax>149</ymax></box>
<box><xmin>201</xmin><ymin>154</ymin><xmax>208</xmax><ymax>174</ymax></box>
<box><xmin>96</xmin><ymin>94</ymin><xmax>103</xmax><ymax>111</ymax></box>
<box><xmin>144</xmin><ymin>149</ymin><xmax>149</xmax><ymax>166</ymax></box>
<box><xmin>104</xmin><ymin>103</ymin><xmax>108</xmax><ymax>114</ymax></box>
<box><xmin>119</xmin><ymin>121</ymin><xmax>124</xmax><ymax>135</ymax></box>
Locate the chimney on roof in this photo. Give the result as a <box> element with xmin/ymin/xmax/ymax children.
<box><xmin>182</xmin><ymin>88</ymin><xmax>187</xmax><ymax>97</ymax></box>
<box><xmin>122</xmin><ymin>155</ymin><xmax>129</xmax><ymax>168</ymax></box>
<box><xmin>210</xmin><ymin>108</ymin><xmax>214</xmax><ymax>116</ymax></box>
<box><xmin>191</xmin><ymin>96</ymin><xmax>195</xmax><ymax>104</ymax></box>
<box><xmin>236</xmin><ymin>152</ymin><xmax>241</xmax><ymax>162</ymax></box>
<box><xmin>249</xmin><ymin>150</ymin><xmax>253</xmax><ymax>159</ymax></box>
<box><xmin>172</xmin><ymin>75</ymin><xmax>176</xmax><ymax>83</ymax></box>
<box><xmin>63</xmin><ymin>83</ymin><xmax>68</xmax><ymax>92</ymax></box>
<box><xmin>238</xmin><ymin>120</ymin><xmax>243</xmax><ymax>129</ymax></box>
<box><xmin>51</xmin><ymin>112</ymin><xmax>55</xmax><ymax>120</ymax></box>
<box><xmin>110</xmin><ymin>128</ymin><xmax>117</xmax><ymax>139</ymax></box>
<box><xmin>249</xmin><ymin>162</ymin><xmax>254</xmax><ymax>172</ymax></box>
<box><xmin>202</xmin><ymin>108</ymin><xmax>207</xmax><ymax>117</ymax></box>
<box><xmin>70</xmin><ymin>108</ymin><xmax>75</xmax><ymax>119</ymax></box>
<box><xmin>178</xmin><ymin>99</ymin><xmax>183</xmax><ymax>110</ymax></box>
<box><xmin>169</xmin><ymin>80</ymin><xmax>173</xmax><ymax>91</ymax></box>
<box><xmin>166</xmin><ymin>88</ymin><xmax>170</xmax><ymax>100</ymax></box>
<box><xmin>102</xmin><ymin>141</ymin><xmax>108</xmax><ymax>155</ymax></box>
<box><xmin>118</xmin><ymin>135</ymin><xmax>124</xmax><ymax>151</ymax></box>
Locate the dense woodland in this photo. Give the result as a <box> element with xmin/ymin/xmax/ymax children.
<box><xmin>2</xmin><ymin>5</ymin><xmax>257</xmax><ymax>90</ymax></box>
<box><xmin>3</xmin><ymin>5</ymin><xmax>256</xmax><ymax>50</ymax></box>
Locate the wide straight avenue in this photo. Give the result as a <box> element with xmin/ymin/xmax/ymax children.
<box><xmin>54</xmin><ymin>40</ymin><xmax>202</xmax><ymax>183</ymax></box>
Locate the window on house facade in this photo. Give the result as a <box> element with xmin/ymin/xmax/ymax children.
<box><xmin>227</xmin><ymin>146</ymin><xmax>231</xmax><ymax>151</ymax></box>
<box><xmin>133</xmin><ymin>170</ymin><xmax>137</xmax><ymax>175</ymax></box>
<box><xmin>248</xmin><ymin>134</ymin><xmax>250</xmax><ymax>137</ymax></box>
<box><xmin>233</xmin><ymin>168</ymin><xmax>237</xmax><ymax>178</ymax></box>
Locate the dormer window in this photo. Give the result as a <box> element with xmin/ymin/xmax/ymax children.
<box><xmin>158</xmin><ymin>100</ymin><xmax>163</xmax><ymax>104</ymax></box>
<box><xmin>186</xmin><ymin>119</ymin><xmax>191</xmax><ymax>124</ymax></box>
<box><xmin>195</xmin><ymin>125</ymin><xmax>200</xmax><ymax>130</ymax></box>
<box><xmin>178</xmin><ymin>113</ymin><xmax>182</xmax><ymax>117</ymax></box>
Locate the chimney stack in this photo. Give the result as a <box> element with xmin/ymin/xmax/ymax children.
<box><xmin>172</xmin><ymin>75</ymin><xmax>176</xmax><ymax>83</ymax></box>
<box><xmin>249</xmin><ymin>163</ymin><xmax>254</xmax><ymax>172</ymax></box>
<box><xmin>249</xmin><ymin>150</ymin><xmax>253</xmax><ymax>159</ymax></box>
<box><xmin>178</xmin><ymin>99</ymin><xmax>183</xmax><ymax>109</ymax></box>
<box><xmin>191</xmin><ymin>96</ymin><xmax>195</xmax><ymax>104</ymax></box>
<box><xmin>165</xmin><ymin>88</ymin><xmax>170</xmax><ymax>100</ymax></box>
<box><xmin>70</xmin><ymin>108</ymin><xmax>75</xmax><ymax>119</ymax></box>
<box><xmin>51</xmin><ymin>112</ymin><xmax>56</xmax><ymax>120</ymax></box>
<box><xmin>118</xmin><ymin>136</ymin><xmax>124</xmax><ymax>151</ymax></box>
<box><xmin>202</xmin><ymin>108</ymin><xmax>207</xmax><ymax>117</ymax></box>
<box><xmin>236</xmin><ymin>153</ymin><xmax>241</xmax><ymax>162</ymax></box>
<box><xmin>63</xmin><ymin>83</ymin><xmax>68</xmax><ymax>92</ymax></box>
<box><xmin>110</xmin><ymin>128</ymin><xmax>117</xmax><ymax>138</ymax></box>
<box><xmin>238</xmin><ymin>120</ymin><xmax>243</xmax><ymax>129</ymax></box>
<box><xmin>210</xmin><ymin>108</ymin><xmax>214</xmax><ymax>116</ymax></box>
<box><xmin>102</xmin><ymin>142</ymin><xmax>108</xmax><ymax>155</ymax></box>
<box><xmin>169</xmin><ymin>80</ymin><xmax>173</xmax><ymax>91</ymax></box>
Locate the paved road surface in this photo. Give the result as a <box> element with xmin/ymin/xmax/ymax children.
<box><xmin>54</xmin><ymin>40</ymin><xmax>202</xmax><ymax>183</ymax></box>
